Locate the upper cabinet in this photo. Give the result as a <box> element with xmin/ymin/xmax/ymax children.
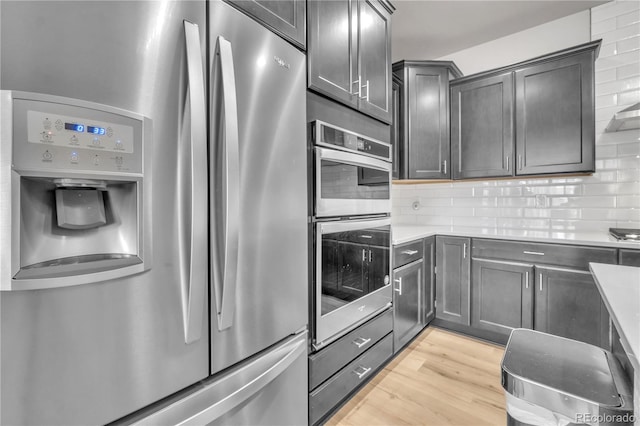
<box><xmin>450</xmin><ymin>40</ymin><xmax>600</xmax><ymax>179</ymax></box>
<box><xmin>226</xmin><ymin>0</ymin><xmax>306</xmax><ymax>49</ymax></box>
<box><xmin>308</xmin><ymin>0</ymin><xmax>394</xmax><ymax>124</ymax></box>
<box><xmin>393</xmin><ymin>61</ymin><xmax>462</xmax><ymax>179</ymax></box>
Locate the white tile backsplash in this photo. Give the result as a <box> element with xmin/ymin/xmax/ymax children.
<box><xmin>393</xmin><ymin>0</ymin><xmax>640</xmax><ymax>233</ymax></box>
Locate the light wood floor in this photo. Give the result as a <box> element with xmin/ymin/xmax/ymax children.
<box><xmin>326</xmin><ymin>327</ymin><xmax>507</xmax><ymax>426</ymax></box>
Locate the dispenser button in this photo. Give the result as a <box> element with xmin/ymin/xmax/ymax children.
<box><xmin>114</xmin><ymin>140</ymin><xmax>123</xmax><ymax>150</ymax></box>
<box><xmin>43</xmin><ymin>118</ymin><xmax>52</xmax><ymax>130</ymax></box>
<box><xmin>93</xmin><ymin>155</ymin><xmax>100</xmax><ymax>165</ymax></box>
<box><xmin>42</xmin><ymin>150</ymin><xmax>53</xmax><ymax>161</ymax></box>
<box><xmin>115</xmin><ymin>156</ymin><xmax>123</xmax><ymax>166</ymax></box>
<box><xmin>42</xmin><ymin>131</ymin><xmax>53</xmax><ymax>142</ymax></box>
<box><xmin>69</xmin><ymin>135</ymin><xmax>79</xmax><ymax>145</ymax></box>
<box><xmin>70</xmin><ymin>152</ymin><xmax>79</xmax><ymax>163</ymax></box>
<box><xmin>92</xmin><ymin>137</ymin><xmax>101</xmax><ymax>146</ymax></box>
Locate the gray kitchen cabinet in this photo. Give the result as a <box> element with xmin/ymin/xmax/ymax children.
<box><xmin>393</xmin><ymin>61</ymin><xmax>462</xmax><ymax>179</ymax></box>
<box><xmin>225</xmin><ymin>0</ymin><xmax>306</xmax><ymax>49</ymax></box>
<box><xmin>422</xmin><ymin>237</ymin><xmax>435</xmax><ymax>324</ymax></box>
<box><xmin>471</xmin><ymin>259</ymin><xmax>533</xmax><ymax>338</ymax></box>
<box><xmin>308</xmin><ymin>0</ymin><xmax>394</xmax><ymax>123</ymax></box>
<box><xmin>619</xmin><ymin>249</ymin><xmax>640</xmax><ymax>266</ymax></box>
<box><xmin>435</xmin><ymin>236</ymin><xmax>470</xmax><ymax>325</ymax></box>
<box><xmin>515</xmin><ymin>46</ymin><xmax>597</xmax><ymax>175</ymax></box>
<box><xmin>535</xmin><ymin>266</ymin><xmax>610</xmax><ymax>348</ymax></box>
<box><xmin>391</xmin><ymin>75</ymin><xmax>401</xmax><ymax>179</ymax></box>
<box><xmin>450</xmin><ymin>72</ymin><xmax>513</xmax><ymax>179</ymax></box>
<box><xmin>392</xmin><ymin>259</ymin><xmax>423</xmax><ymax>352</ymax></box>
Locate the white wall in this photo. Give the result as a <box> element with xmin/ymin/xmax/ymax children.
<box><xmin>436</xmin><ymin>10</ymin><xmax>592</xmax><ymax>75</ymax></box>
<box><xmin>392</xmin><ymin>0</ymin><xmax>640</xmax><ymax>236</ymax></box>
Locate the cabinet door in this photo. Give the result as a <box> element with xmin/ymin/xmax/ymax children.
<box><xmin>451</xmin><ymin>73</ymin><xmax>513</xmax><ymax>179</ymax></box>
<box><xmin>515</xmin><ymin>51</ymin><xmax>595</xmax><ymax>175</ymax></box>
<box><xmin>367</xmin><ymin>245</ymin><xmax>390</xmax><ymax>292</ymax></box>
<box><xmin>405</xmin><ymin>66</ymin><xmax>450</xmax><ymax>179</ymax></box>
<box><xmin>423</xmin><ymin>237</ymin><xmax>436</xmax><ymax>324</ymax></box>
<box><xmin>393</xmin><ymin>259</ymin><xmax>423</xmax><ymax>352</ymax></box>
<box><xmin>471</xmin><ymin>259</ymin><xmax>533</xmax><ymax>337</ymax></box>
<box><xmin>307</xmin><ymin>0</ymin><xmax>358</xmax><ymax>108</ymax></box>
<box><xmin>619</xmin><ymin>249</ymin><xmax>640</xmax><ymax>267</ymax></box>
<box><xmin>435</xmin><ymin>236</ymin><xmax>471</xmax><ymax>325</ymax></box>
<box><xmin>225</xmin><ymin>0</ymin><xmax>306</xmax><ymax>49</ymax></box>
<box><xmin>337</xmin><ymin>242</ymin><xmax>368</xmax><ymax>296</ymax></box>
<box><xmin>535</xmin><ymin>267</ymin><xmax>609</xmax><ymax>348</ymax></box>
<box><xmin>391</xmin><ymin>76</ymin><xmax>401</xmax><ymax>179</ymax></box>
<box><xmin>357</xmin><ymin>0</ymin><xmax>392</xmax><ymax>123</ymax></box>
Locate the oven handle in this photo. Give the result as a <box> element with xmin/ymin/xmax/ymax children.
<box><xmin>318</xmin><ymin>217</ymin><xmax>391</xmax><ymax>234</ymax></box>
<box><xmin>315</xmin><ymin>146</ymin><xmax>392</xmax><ymax>173</ymax></box>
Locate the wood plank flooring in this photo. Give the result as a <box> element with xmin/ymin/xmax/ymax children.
<box><xmin>326</xmin><ymin>327</ymin><xmax>507</xmax><ymax>426</ymax></box>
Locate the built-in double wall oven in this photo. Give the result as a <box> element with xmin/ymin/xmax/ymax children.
<box><xmin>311</xmin><ymin>120</ymin><xmax>392</xmax><ymax>349</ymax></box>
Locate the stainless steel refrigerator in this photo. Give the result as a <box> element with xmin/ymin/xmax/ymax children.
<box><xmin>0</xmin><ymin>1</ymin><xmax>308</xmax><ymax>425</ymax></box>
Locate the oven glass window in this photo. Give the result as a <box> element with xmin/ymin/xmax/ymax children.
<box><xmin>320</xmin><ymin>160</ymin><xmax>389</xmax><ymax>200</ymax></box>
<box><xmin>320</xmin><ymin>225</ymin><xmax>390</xmax><ymax>315</ymax></box>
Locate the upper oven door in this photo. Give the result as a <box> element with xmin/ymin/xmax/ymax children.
<box><xmin>315</xmin><ymin>147</ymin><xmax>391</xmax><ymax>218</ymax></box>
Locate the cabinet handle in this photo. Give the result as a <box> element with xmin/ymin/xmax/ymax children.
<box><xmin>443</xmin><ymin>160</ymin><xmax>448</xmax><ymax>175</ymax></box>
<box><xmin>352</xmin><ymin>337</ymin><xmax>372</xmax><ymax>348</ymax></box>
<box><xmin>539</xmin><ymin>273</ymin><xmax>543</xmax><ymax>292</ymax></box>
<box><xmin>362</xmin><ymin>249</ymin><xmax>366</xmax><ymax>262</ymax></box>
<box><xmin>360</xmin><ymin>80</ymin><xmax>370</xmax><ymax>101</ymax></box>
<box><xmin>463</xmin><ymin>243</ymin><xmax>467</xmax><ymax>259</ymax></box>
<box><xmin>394</xmin><ymin>277</ymin><xmax>402</xmax><ymax>295</ymax></box>
<box><xmin>523</xmin><ymin>251</ymin><xmax>545</xmax><ymax>256</ymax></box>
<box><xmin>352</xmin><ymin>75</ymin><xmax>361</xmax><ymax>96</ymax></box>
<box><xmin>518</xmin><ymin>155</ymin><xmax>523</xmax><ymax>170</ymax></box>
<box><xmin>401</xmin><ymin>249</ymin><xmax>418</xmax><ymax>255</ymax></box>
<box><xmin>353</xmin><ymin>365</ymin><xmax>372</xmax><ymax>379</ymax></box>
<box><xmin>368</xmin><ymin>249</ymin><xmax>372</xmax><ymax>262</ymax></box>
<box><xmin>506</xmin><ymin>156</ymin><xmax>510</xmax><ymax>171</ymax></box>
<box><xmin>360</xmin><ymin>234</ymin><xmax>373</xmax><ymax>239</ymax></box>
<box><xmin>525</xmin><ymin>271</ymin><xmax>529</xmax><ymax>289</ymax></box>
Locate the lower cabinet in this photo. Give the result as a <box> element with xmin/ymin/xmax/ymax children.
<box><xmin>435</xmin><ymin>236</ymin><xmax>471</xmax><ymax>325</ymax></box>
<box><xmin>471</xmin><ymin>259</ymin><xmax>533</xmax><ymax>338</ymax></box>
<box><xmin>619</xmin><ymin>249</ymin><xmax>640</xmax><ymax>266</ymax></box>
<box><xmin>535</xmin><ymin>266</ymin><xmax>609</xmax><ymax>348</ymax></box>
<box><xmin>308</xmin><ymin>309</ymin><xmax>393</xmax><ymax>425</ymax></box>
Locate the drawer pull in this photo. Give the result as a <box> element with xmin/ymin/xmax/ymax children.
<box><xmin>394</xmin><ymin>278</ymin><xmax>402</xmax><ymax>296</ymax></box>
<box><xmin>360</xmin><ymin>234</ymin><xmax>373</xmax><ymax>239</ymax></box>
<box><xmin>401</xmin><ymin>249</ymin><xmax>418</xmax><ymax>256</ymax></box>
<box><xmin>353</xmin><ymin>337</ymin><xmax>372</xmax><ymax>348</ymax></box>
<box><xmin>353</xmin><ymin>365</ymin><xmax>372</xmax><ymax>379</ymax></box>
<box><xmin>525</xmin><ymin>271</ymin><xmax>529</xmax><ymax>289</ymax></box>
<box><xmin>523</xmin><ymin>251</ymin><xmax>545</xmax><ymax>256</ymax></box>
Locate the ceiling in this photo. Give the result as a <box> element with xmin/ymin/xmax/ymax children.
<box><xmin>391</xmin><ymin>1</ymin><xmax>610</xmax><ymax>61</ymax></box>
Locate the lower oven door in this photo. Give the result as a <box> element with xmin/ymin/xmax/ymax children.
<box><xmin>314</xmin><ymin>217</ymin><xmax>392</xmax><ymax>349</ymax></box>
<box><xmin>315</xmin><ymin>147</ymin><xmax>391</xmax><ymax>218</ymax></box>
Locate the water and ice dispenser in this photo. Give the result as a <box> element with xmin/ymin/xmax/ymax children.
<box><xmin>0</xmin><ymin>91</ymin><xmax>151</xmax><ymax>290</ymax></box>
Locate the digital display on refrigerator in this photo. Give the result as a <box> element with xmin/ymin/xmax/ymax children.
<box><xmin>87</xmin><ymin>125</ymin><xmax>106</xmax><ymax>135</ymax></box>
<box><xmin>64</xmin><ymin>122</ymin><xmax>85</xmax><ymax>132</ymax></box>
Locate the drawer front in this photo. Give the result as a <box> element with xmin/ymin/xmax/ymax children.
<box><xmin>472</xmin><ymin>238</ymin><xmax>617</xmax><ymax>270</ymax></box>
<box><xmin>309</xmin><ymin>309</ymin><xmax>392</xmax><ymax>390</ymax></box>
<box><xmin>393</xmin><ymin>240</ymin><xmax>424</xmax><ymax>268</ymax></box>
<box><xmin>309</xmin><ymin>333</ymin><xmax>393</xmax><ymax>425</ymax></box>
<box><xmin>339</xmin><ymin>229</ymin><xmax>390</xmax><ymax>247</ymax></box>
<box><xmin>619</xmin><ymin>249</ymin><xmax>640</xmax><ymax>267</ymax></box>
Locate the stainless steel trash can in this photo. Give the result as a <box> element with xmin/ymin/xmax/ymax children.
<box><xmin>501</xmin><ymin>329</ymin><xmax>634</xmax><ymax>426</ymax></box>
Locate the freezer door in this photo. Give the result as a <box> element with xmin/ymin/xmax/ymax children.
<box><xmin>0</xmin><ymin>2</ymin><xmax>209</xmax><ymax>425</ymax></box>
<box><xmin>208</xmin><ymin>1</ymin><xmax>308</xmax><ymax>374</ymax></box>
<box><xmin>126</xmin><ymin>331</ymin><xmax>308</xmax><ymax>426</ymax></box>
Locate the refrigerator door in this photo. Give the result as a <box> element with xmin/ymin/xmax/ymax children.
<box><xmin>208</xmin><ymin>1</ymin><xmax>308</xmax><ymax>374</ymax></box>
<box><xmin>125</xmin><ymin>331</ymin><xmax>308</xmax><ymax>426</ymax></box>
<box><xmin>0</xmin><ymin>2</ymin><xmax>209</xmax><ymax>424</ymax></box>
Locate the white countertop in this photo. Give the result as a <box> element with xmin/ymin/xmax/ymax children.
<box><xmin>590</xmin><ymin>263</ymin><xmax>640</xmax><ymax>373</ymax></box>
<box><xmin>392</xmin><ymin>224</ymin><xmax>640</xmax><ymax>249</ymax></box>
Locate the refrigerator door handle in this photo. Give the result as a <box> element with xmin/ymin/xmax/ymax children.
<box><xmin>181</xmin><ymin>20</ymin><xmax>208</xmax><ymax>344</ymax></box>
<box><xmin>211</xmin><ymin>36</ymin><xmax>240</xmax><ymax>331</ymax></box>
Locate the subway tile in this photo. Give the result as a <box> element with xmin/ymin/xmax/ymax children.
<box><xmin>617</xmin><ymin>195</ymin><xmax>640</xmax><ymax>208</ymax></box>
<box><xmin>549</xmin><ymin>196</ymin><xmax>617</xmax><ymax>208</ymax></box>
<box><xmin>617</xmin><ymin>141</ymin><xmax>640</xmax><ymax>156</ymax></box>
<box><xmin>550</xmin><ymin>219</ymin><xmax>616</xmax><ymax>232</ymax></box>
<box><xmin>597</xmin><ymin>40</ymin><xmax>619</xmax><ymax>58</ymax></box>
<box><xmin>618</xmin><ymin>88</ymin><xmax>640</xmax><ymax>104</ymax></box>
<box><xmin>595</xmin><ymin>158</ymin><xmax>620</xmax><ymax>169</ymax></box>
<box><xmin>618</xmin><ymin>156</ymin><xmax>640</xmax><ymax>169</ymax></box>
<box><xmin>615</xmin><ymin>220</ymin><xmax>640</xmax><ymax>228</ymax></box>
<box><xmin>590</xmin><ymin>170</ymin><xmax>619</xmax><ymax>182</ymax></box>
<box><xmin>596</xmin><ymin>104</ymin><xmax>633</xmax><ymax>122</ymax></box>
<box><xmin>523</xmin><ymin>209</ymin><xmax>551</xmax><ymax>218</ymax></box>
<box><xmin>594</xmin><ymin>20</ymin><xmax>640</xmax><ymax>45</ymax></box>
<box><xmin>416</xmin><ymin>196</ymin><xmax>452</xmax><ymax>207</ymax></box>
<box><xmin>596</xmin><ymin>93</ymin><xmax>618</xmax><ymax>109</ymax></box>
<box><xmin>453</xmin><ymin>217</ymin><xmax>498</xmax><ymax>228</ymax></box>
<box><xmin>550</xmin><ymin>209</ymin><xmax>583</xmax><ymax>220</ymax></box>
<box><xmin>596</xmin><ymin>51</ymin><xmax>640</xmax><ymax>73</ymax></box>
<box><xmin>593</xmin><ymin>17</ymin><xmax>617</xmax><ymax>36</ymax></box>
<box><xmin>592</xmin><ymin>1</ymin><xmax>640</xmax><ymax>24</ymax></box>
<box><xmin>415</xmin><ymin>185</ymin><xmax>472</xmax><ymax>198</ymax></box>
<box><xmin>596</xmin><ymin>68</ymin><xmax>618</xmax><ymax>84</ymax></box>
<box><xmin>583</xmin><ymin>208</ymin><xmax>640</xmax><ymax>221</ymax></box>
<box><xmin>616</xmin><ymin>36</ymin><xmax>640</xmax><ymax>55</ymax></box>
<box><xmin>414</xmin><ymin>206</ymin><xmax>469</xmax><ymax>217</ymax></box>
<box><xmin>525</xmin><ymin>185</ymin><xmax>583</xmax><ymax>196</ymax></box>
<box><xmin>474</xmin><ymin>207</ymin><xmax>523</xmax><ymax>218</ymax></box>
<box><xmin>596</xmin><ymin>130</ymin><xmax>638</xmax><ymax>145</ymax></box>
<box><xmin>583</xmin><ymin>182</ymin><xmax>640</xmax><ymax>195</ymax></box>
<box><xmin>597</xmin><ymin>143</ymin><xmax>619</xmax><ymax>158</ymax></box>
<box><xmin>497</xmin><ymin>218</ymin><xmax>550</xmax><ymax>230</ymax></box>
<box><xmin>617</xmin><ymin>8</ymin><xmax>640</xmax><ymax>28</ymax></box>
<box><xmin>452</xmin><ymin>197</ymin><xmax>497</xmax><ymax>207</ymax></box>
<box><xmin>413</xmin><ymin>215</ymin><xmax>452</xmax><ymax>227</ymax></box>
<box><xmin>497</xmin><ymin>197</ymin><xmax>536</xmax><ymax>208</ymax></box>
<box><xmin>618</xmin><ymin>168</ymin><xmax>640</xmax><ymax>181</ymax></box>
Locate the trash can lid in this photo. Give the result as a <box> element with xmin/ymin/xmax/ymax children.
<box><xmin>502</xmin><ymin>329</ymin><xmax>621</xmax><ymax>408</ymax></box>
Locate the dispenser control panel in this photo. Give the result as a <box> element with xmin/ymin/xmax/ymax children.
<box><xmin>11</xmin><ymin>95</ymin><xmax>145</xmax><ymax>175</ymax></box>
